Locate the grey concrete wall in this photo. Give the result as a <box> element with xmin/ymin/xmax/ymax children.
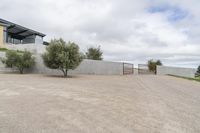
<box><xmin>32</xmin><ymin>55</ymin><xmax>124</xmax><ymax>75</ymax></box>
<box><xmin>0</xmin><ymin>52</ymin><xmax>124</xmax><ymax>75</ymax></box>
<box><xmin>70</xmin><ymin>59</ymin><xmax>123</xmax><ymax>75</ymax></box>
<box><xmin>6</xmin><ymin>43</ymin><xmax>46</xmax><ymax>54</ymax></box>
<box><xmin>157</xmin><ymin>65</ymin><xmax>197</xmax><ymax>78</ymax></box>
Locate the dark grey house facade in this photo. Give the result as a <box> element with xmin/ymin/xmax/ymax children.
<box><xmin>0</xmin><ymin>18</ymin><xmax>45</xmax><ymax>45</ymax></box>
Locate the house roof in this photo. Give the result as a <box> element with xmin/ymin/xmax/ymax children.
<box><xmin>0</xmin><ymin>18</ymin><xmax>46</xmax><ymax>40</ymax></box>
<box><xmin>0</xmin><ymin>22</ymin><xmax>9</xmax><ymax>27</ymax></box>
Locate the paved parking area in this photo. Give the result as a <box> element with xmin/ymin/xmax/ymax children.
<box><xmin>0</xmin><ymin>74</ymin><xmax>200</xmax><ymax>133</ymax></box>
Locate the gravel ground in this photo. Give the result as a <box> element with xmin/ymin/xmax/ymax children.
<box><xmin>0</xmin><ymin>74</ymin><xmax>200</xmax><ymax>133</ymax></box>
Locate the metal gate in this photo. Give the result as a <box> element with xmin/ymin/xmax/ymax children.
<box><xmin>123</xmin><ymin>63</ymin><xmax>134</xmax><ymax>75</ymax></box>
<box><xmin>138</xmin><ymin>64</ymin><xmax>155</xmax><ymax>75</ymax></box>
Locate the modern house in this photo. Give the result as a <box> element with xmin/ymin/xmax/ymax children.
<box><xmin>0</xmin><ymin>18</ymin><xmax>46</xmax><ymax>48</ymax></box>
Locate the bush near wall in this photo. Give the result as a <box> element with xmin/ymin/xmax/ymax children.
<box><xmin>195</xmin><ymin>65</ymin><xmax>200</xmax><ymax>77</ymax></box>
<box><xmin>0</xmin><ymin>48</ymin><xmax>8</xmax><ymax>52</ymax></box>
<box><xmin>42</xmin><ymin>39</ymin><xmax>82</xmax><ymax>77</ymax></box>
<box><xmin>1</xmin><ymin>50</ymin><xmax>35</xmax><ymax>74</ymax></box>
<box><xmin>148</xmin><ymin>59</ymin><xmax>162</xmax><ymax>74</ymax></box>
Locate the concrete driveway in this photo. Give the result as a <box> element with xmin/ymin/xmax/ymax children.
<box><xmin>0</xmin><ymin>74</ymin><xmax>200</xmax><ymax>133</ymax></box>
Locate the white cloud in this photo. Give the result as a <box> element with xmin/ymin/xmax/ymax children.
<box><xmin>0</xmin><ymin>0</ymin><xmax>199</xmax><ymax>68</ymax></box>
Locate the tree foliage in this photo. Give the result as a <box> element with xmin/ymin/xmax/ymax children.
<box><xmin>196</xmin><ymin>65</ymin><xmax>200</xmax><ymax>77</ymax></box>
<box><xmin>1</xmin><ymin>50</ymin><xmax>35</xmax><ymax>74</ymax></box>
<box><xmin>197</xmin><ymin>66</ymin><xmax>200</xmax><ymax>73</ymax></box>
<box><xmin>148</xmin><ymin>59</ymin><xmax>162</xmax><ymax>73</ymax></box>
<box><xmin>42</xmin><ymin>38</ymin><xmax>82</xmax><ymax>77</ymax></box>
<box><xmin>86</xmin><ymin>46</ymin><xmax>103</xmax><ymax>60</ymax></box>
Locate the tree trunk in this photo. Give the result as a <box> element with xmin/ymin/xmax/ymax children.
<box><xmin>19</xmin><ymin>68</ymin><xmax>23</xmax><ymax>74</ymax></box>
<box><xmin>61</xmin><ymin>69</ymin><xmax>68</xmax><ymax>78</ymax></box>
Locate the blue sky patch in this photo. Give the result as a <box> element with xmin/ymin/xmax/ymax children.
<box><xmin>148</xmin><ymin>5</ymin><xmax>188</xmax><ymax>22</ymax></box>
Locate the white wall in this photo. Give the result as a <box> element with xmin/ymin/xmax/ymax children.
<box><xmin>157</xmin><ymin>65</ymin><xmax>197</xmax><ymax>78</ymax></box>
<box><xmin>6</xmin><ymin>43</ymin><xmax>46</xmax><ymax>54</ymax></box>
<box><xmin>69</xmin><ymin>59</ymin><xmax>124</xmax><ymax>75</ymax></box>
<box><xmin>1</xmin><ymin>41</ymin><xmax>127</xmax><ymax>76</ymax></box>
<box><xmin>0</xmin><ymin>52</ymin><xmax>124</xmax><ymax>75</ymax></box>
<box><xmin>32</xmin><ymin>55</ymin><xmax>124</xmax><ymax>75</ymax></box>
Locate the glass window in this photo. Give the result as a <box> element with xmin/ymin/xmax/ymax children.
<box><xmin>3</xmin><ymin>27</ymin><xmax>7</xmax><ymax>43</ymax></box>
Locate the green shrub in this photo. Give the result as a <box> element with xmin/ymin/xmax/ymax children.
<box><xmin>42</xmin><ymin>38</ymin><xmax>82</xmax><ymax>77</ymax></box>
<box><xmin>196</xmin><ymin>65</ymin><xmax>200</xmax><ymax>77</ymax></box>
<box><xmin>86</xmin><ymin>46</ymin><xmax>103</xmax><ymax>60</ymax></box>
<box><xmin>196</xmin><ymin>76</ymin><xmax>200</xmax><ymax>80</ymax></box>
<box><xmin>1</xmin><ymin>50</ymin><xmax>35</xmax><ymax>74</ymax></box>
<box><xmin>148</xmin><ymin>59</ymin><xmax>162</xmax><ymax>73</ymax></box>
<box><xmin>0</xmin><ymin>48</ymin><xmax>8</xmax><ymax>52</ymax></box>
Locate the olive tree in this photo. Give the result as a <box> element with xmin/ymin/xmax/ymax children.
<box><xmin>42</xmin><ymin>38</ymin><xmax>82</xmax><ymax>77</ymax></box>
<box><xmin>86</xmin><ymin>46</ymin><xmax>103</xmax><ymax>60</ymax></box>
<box><xmin>148</xmin><ymin>59</ymin><xmax>162</xmax><ymax>73</ymax></box>
<box><xmin>1</xmin><ymin>50</ymin><xmax>35</xmax><ymax>74</ymax></box>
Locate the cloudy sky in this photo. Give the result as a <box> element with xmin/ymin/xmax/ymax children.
<box><xmin>0</xmin><ymin>0</ymin><xmax>200</xmax><ymax>68</ymax></box>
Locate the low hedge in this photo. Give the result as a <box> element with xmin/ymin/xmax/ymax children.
<box><xmin>0</xmin><ymin>48</ymin><xmax>8</xmax><ymax>52</ymax></box>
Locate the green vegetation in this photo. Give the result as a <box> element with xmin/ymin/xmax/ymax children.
<box><xmin>1</xmin><ymin>50</ymin><xmax>35</xmax><ymax>74</ymax></box>
<box><xmin>197</xmin><ymin>66</ymin><xmax>200</xmax><ymax>73</ymax></box>
<box><xmin>148</xmin><ymin>59</ymin><xmax>162</xmax><ymax>73</ymax></box>
<box><xmin>0</xmin><ymin>48</ymin><xmax>8</xmax><ymax>52</ymax></box>
<box><xmin>168</xmin><ymin>74</ymin><xmax>200</xmax><ymax>82</ymax></box>
<box><xmin>196</xmin><ymin>76</ymin><xmax>200</xmax><ymax>80</ymax></box>
<box><xmin>86</xmin><ymin>46</ymin><xmax>103</xmax><ymax>60</ymax></box>
<box><xmin>0</xmin><ymin>48</ymin><xmax>24</xmax><ymax>53</ymax></box>
<box><xmin>42</xmin><ymin>38</ymin><xmax>82</xmax><ymax>77</ymax></box>
<box><xmin>195</xmin><ymin>65</ymin><xmax>200</xmax><ymax>77</ymax></box>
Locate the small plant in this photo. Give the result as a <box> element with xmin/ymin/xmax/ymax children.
<box><xmin>1</xmin><ymin>50</ymin><xmax>35</xmax><ymax>74</ymax></box>
<box><xmin>42</xmin><ymin>38</ymin><xmax>82</xmax><ymax>77</ymax></box>
<box><xmin>195</xmin><ymin>65</ymin><xmax>200</xmax><ymax>77</ymax></box>
<box><xmin>148</xmin><ymin>59</ymin><xmax>162</xmax><ymax>73</ymax></box>
<box><xmin>86</xmin><ymin>46</ymin><xmax>103</xmax><ymax>60</ymax></box>
<box><xmin>0</xmin><ymin>48</ymin><xmax>8</xmax><ymax>52</ymax></box>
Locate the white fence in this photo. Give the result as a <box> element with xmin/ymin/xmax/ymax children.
<box><xmin>157</xmin><ymin>66</ymin><xmax>197</xmax><ymax>78</ymax></box>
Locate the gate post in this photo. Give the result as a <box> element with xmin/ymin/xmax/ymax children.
<box><xmin>123</xmin><ymin>62</ymin><xmax>125</xmax><ymax>75</ymax></box>
<box><xmin>132</xmin><ymin>64</ymin><xmax>134</xmax><ymax>74</ymax></box>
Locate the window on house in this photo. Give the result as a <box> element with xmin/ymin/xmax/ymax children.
<box><xmin>3</xmin><ymin>27</ymin><xmax>7</xmax><ymax>43</ymax></box>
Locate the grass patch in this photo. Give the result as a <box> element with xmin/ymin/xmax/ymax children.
<box><xmin>196</xmin><ymin>76</ymin><xmax>200</xmax><ymax>80</ymax></box>
<box><xmin>0</xmin><ymin>48</ymin><xmax>25</xmax><ymax>53</ymax></box>
<box><xmin>168</xmin><ymin>74</ymin><xmax>200</xmax><ymax>82</ymax></box>
<box><xmin>0</xmin><ymin>48</ymin><xmax>8</xmax><ymax>52</ymax></box>
<box><xmin>15</xmin><ymin>50</ymin><xmax>25</xmax><ymax>53</ymax></box>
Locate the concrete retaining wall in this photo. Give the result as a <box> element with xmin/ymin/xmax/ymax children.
<box><xmin>0</xmin><ymin>52</ymin><xmax>124</xmax><ymax>75</ymax></box>
<box><xmin>6</xmin><ymin>43</ymin><xmax>46</xmax><ymax>54</ymax></box>
<box><xmin>157</xmin><ymin>66</ymin><xmax>197</xmax><ymax>78</ymax></box>
<box><xmin>32</xmin><ymin>54</ymin><xmax>123</xmax><ymax>75</ymax></box>
<box><xmin>70</xmin><ymin>59</ymin><xmax>123</xmax><ymax>75</ymax></box>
